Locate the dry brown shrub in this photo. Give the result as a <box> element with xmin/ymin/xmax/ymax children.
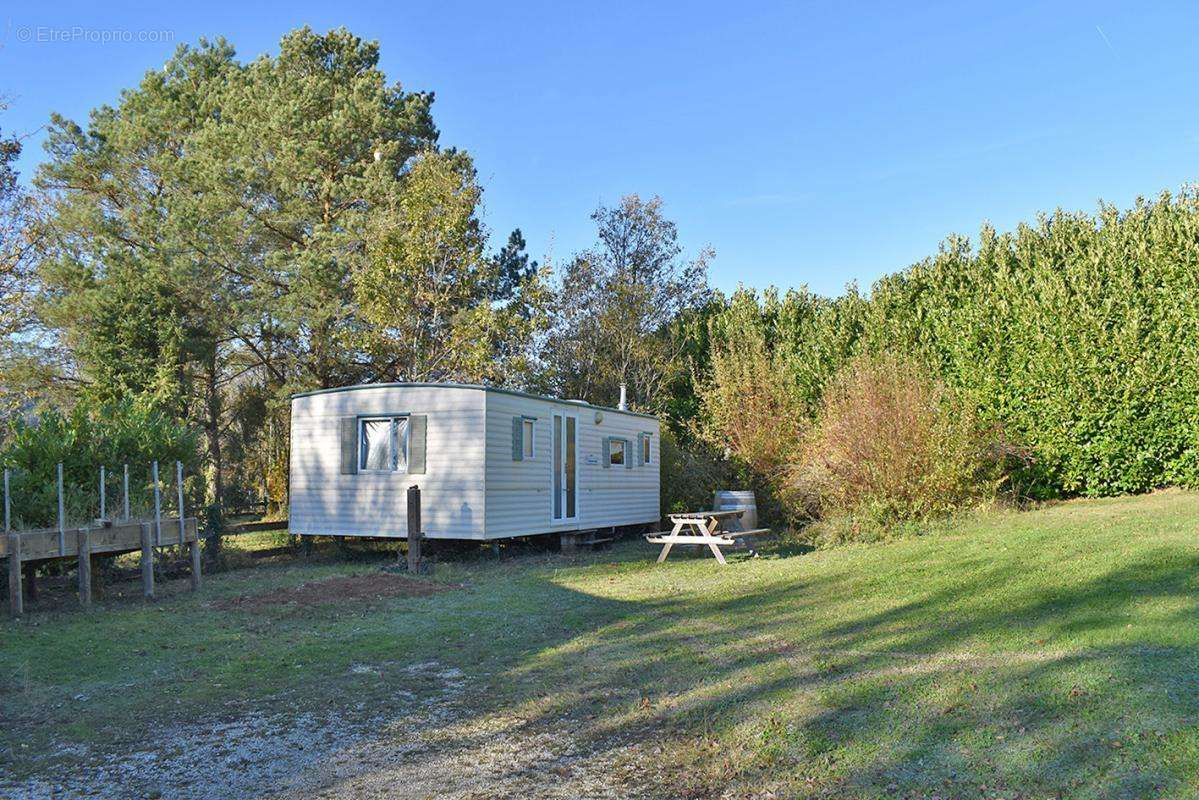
<box><xmin>699</xmin><ymin>326</ymin><xmax>805</xmax><ymax>489</ymax></box>
<box><xmin>790</xmin><ymin>353</ymin><xmax>1003</xmax><ymax>528</ymax></box>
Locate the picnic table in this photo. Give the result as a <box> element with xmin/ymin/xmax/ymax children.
<box><xmin>645</xmin><ymin>510</ymin><xmax>768</xmax><ymax>565</ymax></box>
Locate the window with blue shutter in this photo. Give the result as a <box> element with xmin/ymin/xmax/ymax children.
<box><xmin>356</xmin><ymin>415</ymin><xmax>412</xmax><ymax>473</ymax></box>
<box><xmin>608</xmin><ymin>438</ymin><xmax>626</xmax><ymax>466</ymax></box>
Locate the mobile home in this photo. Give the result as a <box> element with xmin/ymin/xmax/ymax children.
<box><xmin>289</xmin><ymin>383</ymin><xmax>660</xmax><ymax>540</ymax></box>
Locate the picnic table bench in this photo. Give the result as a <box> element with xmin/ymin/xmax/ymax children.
<box><xmin>645</xmin><ymin>510</ymin><xmax>769</xmax><ymax>565</ymax></box>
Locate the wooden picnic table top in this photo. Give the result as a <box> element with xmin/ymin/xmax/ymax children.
<box><xmin>669</xmin><ymin>509</ymin><xmax>744</xmax><ymax>522</ymax></box>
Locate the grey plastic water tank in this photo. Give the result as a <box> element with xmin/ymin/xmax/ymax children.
<box><xmin>713</xmin><ymin>490</ymin><xmax>757</xmax><ymax>532</ymax></box>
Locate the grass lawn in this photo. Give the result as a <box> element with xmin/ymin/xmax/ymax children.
<box><xmin>3</xmin><ymin>491</ymin><xmax>1199</xmax><ymax>798</ymax></box>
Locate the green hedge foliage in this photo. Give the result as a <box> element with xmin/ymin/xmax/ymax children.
<box><xmin>703</xmin><ymin>190</ymin><xmax>1199</xmax><ymax>499</ymax></box>
<box><xmin>0</xmin><ymin>399</ymin><xmax>200</xmax><ymax>528</ymax></box>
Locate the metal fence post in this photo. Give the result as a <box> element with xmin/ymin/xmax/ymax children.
<box><xmin>123</xmin><ymin>463</ymin><xmax>130</xmax><ymax>520</ymax></box>
<box><xmin>57</xmin><ymin>463</ymin><xmax>65</xmax><ymax>556</ymax></box>
<box><xmin>176</xmin><ymin>461</ymin><xmax>185</xmax><ymax>545</ymax></box>
<box><xmin>152</xmin><ymin>460</ymin><xmax>161</xmax><ymax>547</ymax></box>
<box><xmin>4</xmin><ymin>467</ymin><xmax>9</xmax><ymax>534</ymax></box>
<box><xmin>99</xmin><ymin>466</ymin><xmax>106</xmax><ymax>521</ymax></box>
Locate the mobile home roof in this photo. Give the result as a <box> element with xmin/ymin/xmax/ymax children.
<box><xmin>290</xmin><ymin>382</ymin><xmax>659</xmax><ymax>420</ymax></box>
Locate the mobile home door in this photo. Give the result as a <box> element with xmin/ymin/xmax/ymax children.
<box><xmin>551</xmin><ymin>412</ymin><xmax>577</xmax><ymax>522</ymax></box>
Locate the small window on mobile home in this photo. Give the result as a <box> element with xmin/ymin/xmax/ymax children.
<box><xmin>641</xmin><ymin>435</ymin><xmax>651</xmax><ymax>465</ymax></box>
<box><xmin>359</xmin><ymin>416</ymin><xmax>408</xmax><ymax>472</ymax></box>
<box><xmin>609</xmin><ymin>439</ymin><xmax>625</xmax><ymax>466</ymax></box>
<box><xmin>522</xmin><ymin>418</ymin><xmax>535</xmax><ymax>458</ymax></box>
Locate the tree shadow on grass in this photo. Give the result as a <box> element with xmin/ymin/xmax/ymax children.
<box><xmin>7</xmin><ymin>536</ymin><xmax>1199</xmax><ymax>800</ymax></box>
<box><xmin>371</xmin><ymin>544</ymin><xmax>1199</xmax><ymax>799</ymax></box>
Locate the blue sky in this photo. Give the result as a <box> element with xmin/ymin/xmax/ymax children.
<box><xmin>2</xmin><ymin>1</ymin><xmax>1197</xmax><ymax>295</ymax></box>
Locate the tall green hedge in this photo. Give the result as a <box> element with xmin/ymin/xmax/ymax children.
<box><xmin>702</xmin><ymin>190</ymin><xmax>1199</xmax><ymax>498</ymax></box>
<box><xmin>0</xmin><ymin>399</ymin><xmax>200</xmax><ymax>528</ymax></box>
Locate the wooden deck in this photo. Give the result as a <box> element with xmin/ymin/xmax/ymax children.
<box><xmin>5</xmin><ymin>516</ymin><xmax>200</xmax><ymax>617</ymax></box>
<box><xmin>1</xmin><ymin>516</ymin><xmax>197</xmax><ymax>559</ymax></box>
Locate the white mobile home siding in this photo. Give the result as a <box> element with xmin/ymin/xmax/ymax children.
<box><xmin>289</xmin><ymin>385</ymin><xmax>487</xmax><ymax>539</ymax></box>
<box><xmin>290</xmin><ymin>384</ymin><xmax>660</xmax><ymax>541</ymax></box>
<box><xmin>482</xmin><ymin>392</ymin><xmax>660</xmax><ymax>539</ymax></box>
<box><xmin>482</xmin><ymin>392</ymin><xmax>560</xmax><ymax>537</ymax></box>
<box><xmin>574</xmin><ymin>406</ymin><xmax>660</xmax><ymax>531</ymax></box>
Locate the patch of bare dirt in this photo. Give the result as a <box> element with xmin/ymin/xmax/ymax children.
<box><xmin>3</xmin><ymin>660</ymin><xmax>665</xmax><ymax>800</ymax></box>
<box><xmin>265</xmin><ymin>710</ymin><xmax>663</xmax><ymax>800</ymax></box>
<box><xmin>213</xmin><ymin>573</ymin><xmax>459</xmax><ymax>611</ymax></box>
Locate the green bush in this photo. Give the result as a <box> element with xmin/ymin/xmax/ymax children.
<box><xmin>0</xmin><ymin>399</ymin><xmax>200</xmax><ymax>528</ymax></box>
<box><xmin>688</xmin><ymin>290</ymin><xmax>820</xmax><ymax>525</ymax></box>
<box><xmin>660</xmin><ymin>429</ymin><xmax>734</xmax><ymax>519</ymax></box>
<box><xmin>698</xmin><ymin>189</ymin><xmax>1199</xmax><ymax>502</ymax></box>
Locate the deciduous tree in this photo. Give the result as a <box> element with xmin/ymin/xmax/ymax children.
<box><xmin>548</xmin><ymin>194</ymin><xmax>710</xmax><ymax>410</ymax></box>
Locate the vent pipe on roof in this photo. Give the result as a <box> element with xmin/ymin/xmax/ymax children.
<box><xmin>618</xmin><ymin>383</ymin><xmax>628</xmax><ymax>411</ymax></box>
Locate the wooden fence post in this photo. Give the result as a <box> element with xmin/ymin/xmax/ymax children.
<box><xmin>99</xmin><ymin>466</ymin><xmax>106</xmax><ymax>521</ymax></box>
<box><xmin>122</xmin><ymin>464</ymin><xmax>130</xmax><ymax>521</ymax></box>
<box><xmin>78</xmin><ymin>527</ymin><xmax>92</xmax><ymax>608</ymax></box>
<box><xmin>190</xmin><ymin>539</ymin><xmax>202</xmax><ymax>591</ymax></box>
<box><xmin>407</xmin><ymin>485</ymin><xmax>422</xmax><ymax>574</ymax></box>
<box><xmin>140</xmin><ymin>523</ymin><xmax>154</xmax><ymax>599</ymax></box>
<box><xmin>7</xmin><ymin>532</ymin><xmax>21</xmax><ymax>618</ymax></box>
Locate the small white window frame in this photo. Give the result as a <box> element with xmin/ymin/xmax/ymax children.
<box><xmin>609</xmin><ymin>438</ymin><xmax>626</xmax><ymax>466</ymax></box>
<box><xmin>358</xmin><ymin>415</ymin><xmax>410</xmax><ymax>473</ymax></box>
<box><xmin>522</xmin><ymin>418</ymin><xmax>535</xmax><ymax>459</ymax></box>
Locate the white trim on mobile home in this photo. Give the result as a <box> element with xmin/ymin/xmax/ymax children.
<box><xmin>289</xmin><ymin>383</ymin><xmax>660</xmax><ymax>540</ymax></box>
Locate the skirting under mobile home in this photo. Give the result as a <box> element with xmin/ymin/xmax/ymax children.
<box><xmin>289</xmin><ymin>383</ymin><xmax>661</xmax><ymax>540</ymax></box>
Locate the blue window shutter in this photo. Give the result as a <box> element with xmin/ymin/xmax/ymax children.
<box><xmin>512</xmin><ymin>416</ymin><xmax>523</xmax><ymax>461</ymax></box>
<box><xmin>340</xmin><ymin>417</ymin><xmax>358</xmax><ymax>475</ymax></box>
<box><xmin>602</xmin><ymin>436</ymin><xmax>611</xmax><ymax>468</ymax></box>
<box><xmin>635</xmin><ymin>433</ymin><xmax>644</xmax><ymax>467</ymax></box>
<box><xmin>624</xmin><ymin>439</ymin><xmax>633</xmax><ymax>469</ymax></box>
<box><xmin>408</xmin><ymin>415</ymin><xmax>427</xmax><ymax>474</ymax></box>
